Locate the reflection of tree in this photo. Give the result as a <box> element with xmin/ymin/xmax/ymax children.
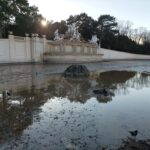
<box><xmin>96</xmin><ymin>95</ymin><xmax>112</xmax><ymax>103</ymax></box>
<box><xmin>96</xmin><ymin>71</ymin><xmax>136</xmax><ymax>88</ymax></box>
<box><xmin>47</xmin><ymin>77</ymin><xmax>91</xmax><ymax>103</ymax></box>
<box><xmin>127</xmin><ymin>73</ymin><xmax>150</xmax><ymax>90</ymax></box>
<box><xmin>1</xmin><ymin>71</ymin><xmax>150</xmax><ymax>144</ymax></box>
<box><xmin>46</xmin><ymin>75</ymin><xmax>114</xmax><ymax>104</ymax></box>
<box><xmin>64</xmin><ymin>78</ymin><xmax>91</xmax><ymax>103</ymax></box>
<box><xmin>0</xmin><ymin>87</ymin><xmax>49</xmax><ymax>143</ymax></box>
<box><xmin>115</xmin><ymin>72</ymin><xmax>150</xmax><ymax>95</ymax></box>
<box><xmin>96</xmin><ymin>71</ymin><xmax>150</xmax><ymax>96</ymax></box>
<box><xmin>44</xmin><ymin>75</ymin><xmax>114</xmax><ymax>104</ymax></box>
<box><xmin>94</xmin><ymin>71</ymin><xmax>136</xmax><ymax>102</ymax></box>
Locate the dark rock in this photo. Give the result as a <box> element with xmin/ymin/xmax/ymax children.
<box><xmin>129</xmin><ymin>130</ymin><xmax>138</xmax><ymax>137</ymax></box>
<box><xmin>93</xmin><ymin>88</ymin><xmax>114</xmax><ymax>103</ymax></box>
<box><xmin>64</xmin><ymin>65</ymin><xmax>89</xmax><ymax>78</ymax></box>
<box><xmin>118</xmin><ymin>138</ymin><xmax>150</xmax><ymax>150</ymax></box>
<box><xmin>93</xmin><ymin>88</ymin><xmax>114</xmax><ymax>96</ymax></box>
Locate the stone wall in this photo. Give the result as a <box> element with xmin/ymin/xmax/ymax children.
<box><xmin>98</xmin><ymin>48</ymin><xmax>150</xmax><ymax>60</ymax></box>
<box><xmin>45</xmin><ymin>39</ymin><xmax>98</xmax><ymax>56</ymax></box>
<box><xmin>43</xmin><ymin>55</ymin><xmax>102</xmax><ymax>63</ymax></box>
<box><xmin>43</xmin><ymin>39</ymin><xmax>103</xmax><ymax>63</ymax></box>
<box><xmin>0</xmin><ymin>34</ymin><xmax>45</xmax><ymax>63</ymax></box>
<box><xmin>0</xmin><ymin>39</ymin><xmax>10</xmax><ymax>62</ymax></box>
<box><xmin>0</xmin><ymin>34</ymin><xmax>102</xmax><ymax>64</ymax></box>
<box><xmin>1</xmin><ymin>33</ymin><xmax>150</xmax><ymax>64</ymax></box>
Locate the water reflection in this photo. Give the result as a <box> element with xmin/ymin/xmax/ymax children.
<box><xmin>0</xmin><ymin>70</ymin><xmax>150</xmax><ymax>149</ymax></box>
<box><xmin>96</xmin><ymin>71</ymin><xmax>136</xmax><ymax>87</ymax></box>
<box><xmin>0</xmin><ymin>87</ymin><xmax>49</xmax><ymax>144</ymax></box>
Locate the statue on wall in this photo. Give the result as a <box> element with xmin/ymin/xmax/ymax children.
<box><xmin>67</xmin><ymin>23</ymin><xmax>81</xmax><ymax>41</ymax></box>
<box><xmin>89</xmin><ymin>35</ymin><xmax>101</xmax><ymax>48</ymax></box>
<box><xmin>89</xmin><ymin>35</ymin><xmax>98</xmax><ymax>44</ymax></box>
<box><xmin>54</xmin><ymin>29</ymin><xmax>61</xmax><ymax>41</ymax></box>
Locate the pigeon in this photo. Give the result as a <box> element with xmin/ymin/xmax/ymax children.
<box><xmin>6</xmin><ymin>90</ymin><xmax>11</xmax><ymax>96</ymax></box>
<box><xmin>129</xmin><ymin>130</ymin><xmax>138</xmax><ymax>137</ymax></box>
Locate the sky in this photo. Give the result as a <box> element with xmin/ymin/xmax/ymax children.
<box><xmin>28</xmin><ymin>0</ymin><xmax>150</xmax><ymax>29</ymax></box>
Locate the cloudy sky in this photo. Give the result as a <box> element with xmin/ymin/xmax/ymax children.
<box><xmin>28</xmin><ymin>0</ymin><xmax>150</xmax><ymax>29</ymax></box>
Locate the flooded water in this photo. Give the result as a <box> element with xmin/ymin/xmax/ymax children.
<box><xmin>0</xmin><ymin>61</ymin><xmax>150</xmax><ymax>150</ymax></box>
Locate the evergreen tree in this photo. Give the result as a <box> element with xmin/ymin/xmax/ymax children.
<box><xmin>67</xmin><ymin>13</ymin><xmax>96</xmax><ymax>41</ymax></box>
<box><xmin>96</xmin><ymin>15</ymin><xmax>118</xmax><ymax>47</ymax></box>
<box><xmin>0</xmin><ymin>0</ymin><xmax>31</xmax><ymax>37</ymax></box>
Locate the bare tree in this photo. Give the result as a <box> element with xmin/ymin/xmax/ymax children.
<box><xmin>143</xmin><ymin>30</ymin><xmax>150</xmax><ymax>43</ymax></box>
<box><xmin>118</xmin><ymin>20</ymin><xmax>133</xmax><ymax>39</ymax></box>
<box><xmin>136</xmin><ymin>27</ymin><xmax>147</xmax><ymax>44</ymax></box>
<box><xmin>118</xmin><ymin>20</ymin><xmax>150</xmax><ymax>45</ymax></box>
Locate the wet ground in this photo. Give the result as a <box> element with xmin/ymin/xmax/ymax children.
<box><xmin>0</xmin><ymin>61</ymin><xmax>150</xmax><ymax>150</ymax></box>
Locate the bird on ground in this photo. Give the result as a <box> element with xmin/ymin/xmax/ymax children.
<box><xmin>129</xmin><ymin>130</ymin><xmax>138</xmax><ymax>137</ymax></box>
<box><xmin>6</xmin><ymin>90</ymin><xmax>11</xmax><ymax>96</ymax></box>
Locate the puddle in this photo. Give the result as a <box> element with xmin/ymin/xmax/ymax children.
<box><xmin>0</xmin><ymin>62</ymin><xmax>150</xmax><ymax>149</ymax></box>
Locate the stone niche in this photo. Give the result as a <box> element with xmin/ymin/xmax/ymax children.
<box><xmin>46</xmin><ymin>39</ymin><xmax>98</xmax><ymax>56</ymax></box>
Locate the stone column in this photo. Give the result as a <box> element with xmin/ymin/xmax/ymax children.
<box><xmin>34</xmin><ymin>34</ymin><xmax>40</xmax><ymax>62</ymax></box>
<box><xmin>42</xmin><ymin>35</ymin><xmax>46</xmax><ymax>53</ymax></box>
<box><xmin>25</xmin><ymin>33</ymin><xmax>30</xmax><ymax>61</ymax></box>
<box><xmin>42</xmin><ymin>35</ymin><xmax>46</xmax><ymax>62</ymax></box>
<box><xmin>98</xmin><ymin>42</ymin><xmax>101</xmax><ymax>54</ymax></box>
<box><xmin>8</xmin><ymin>31</ymin><xmax>14</xmax><ymax>62</ymax></box>
<box><xmin>31</xmin><ymin>34</ymin><xmax>35</xmax><ymax>62</ymax></box>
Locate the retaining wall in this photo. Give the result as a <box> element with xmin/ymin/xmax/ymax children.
<box><xmin>1</xmin><ymin>34</ymin><xmax>150</xmax><ymax>64</ymax></box>
<box><xmin>0</xmin><ymin>35</ymin><xmax>45</xmax><ymax>63</ymax></box>
<box><xmin>98</xmin><ymin>48</ymin><xmax>150</xmax><ymax>60</ymax></box>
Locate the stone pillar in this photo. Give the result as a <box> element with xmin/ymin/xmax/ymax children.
<box><xmin>34</xmin><ymin>34</ymin><xmax>40</xmax><ymax>62</ymax></box>
<box><xmin>42</xmin><ymin>35</ymin><xmax>46</xmax><ymax>61</ymax></box>
<box><xmin>31</xmin><ymin>34</ymin><xmax>35</xmax><ymax>62</ymax></box>
<box><xmin>42</xmin><ymin>35</ymin><xmax>46</xmax><ymax>53</ymax></box>
<box><xmin>8</xmin><ymin>31</ymin><xmax>14</xmax><ymax>62</ymax></box>
<box><xmin>25</xmin><ymin>33</ymin><xmax>30</xmax><ymax>61</ymax></box>
<box><xmin>98</xmin><ymin>42</ymin><xmax>101</xmax><ymax>54</ymax></box>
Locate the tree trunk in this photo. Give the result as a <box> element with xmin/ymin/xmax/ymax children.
<box><xmin>0</xmin><ymin>28</ymin><xmax>2</xmax><ymax>38</ymax></box>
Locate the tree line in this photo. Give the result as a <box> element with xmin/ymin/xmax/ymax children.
<box><xmin>0</xmin><ymin>0</ymin><xmax>150</xmax><ymax>54</ymax></box>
